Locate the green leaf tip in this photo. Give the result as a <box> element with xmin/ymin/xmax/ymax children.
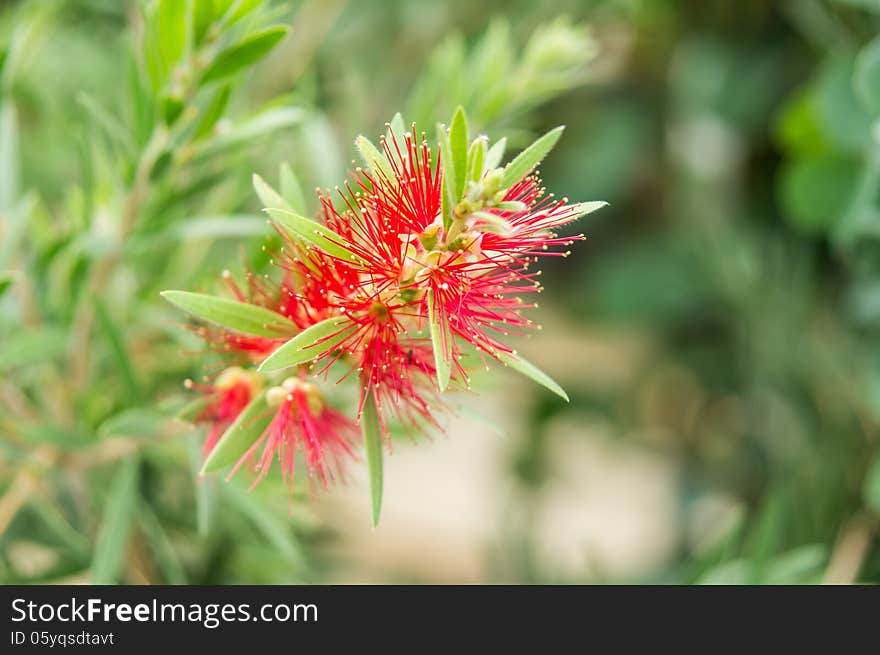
<box><xmin>496</xmin><ymin>350</ymin><xmax>569</xmax><ymax>402</ymax></box>
<box><xmin>361</xmin><ymin>394</ymin><xmax>384</xmax><ymax>528</ymax></box>
<box><xmin>501</xmin><ymin>125</ymin><xmax>565</xmax><ymax>189</ymax></box>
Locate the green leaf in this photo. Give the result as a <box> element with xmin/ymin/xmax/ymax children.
<box><xmin>437</xmin><ymin>124</ymin><xmax>455</xmax><ymax>230</ymax></box>
<box><xmin>221</xmin><ymin>0</ymin><xmax>263</xmax><ymax>26</ymax></box>
<box><xmin>864</xmin><ymin>453</ymin><xmax>880</xmax><ymax>512</ymax></box>
<box><xmin>252</xmin><ymin>173</ymin><xmax>291</xmax><ymax>210</ymax></box>
<box><xmin>355</xmin><ymin>134</ymin><xmax>394</xmax><ymax>182</ymax></box>
<box><xmin>157</xmin><ymin>0</ymin><xmax>187</xmax><ymax>72</ymax></box>
<box><xmin>427</xmin><ymin>289</ymin><xmax>452</xmax><ymax>391</ymax></box>
<box><xmin>817</xmin><ymin>55</ymin><xmax>873</xmax><ymax>153</ymax></box>
<box><xmin>0</xmin><ymin>270</ymin><xmax>15</xmax><ymax>298</ymax></box>
<box><xmin>191</xmin><ymin>0</ymin><xmax>214</xmax><ymax>46</ymax></box>
<box><xmin>0</xmin><ymin>326</ymin><xmax>66</xmax><ymax>373</ymax></box>
<box><xmin>856</xmin><ymin>36</ymin><xmax>880</xmax><ymax>114</ymax></box>
<box><xmin>387</xmin><ymin>112</ymin><xmax>406</xmax><ymax>145</ymax></box>
<box><xmin>362</xmin><ymin>392</ymin><xmax>384</xmax><ymax>528</ymax></box>
<box><xmin>201</xmin><ymin>393</ymin><xmax>271</xmax><ymax>474</ymax></box>
<box><xmin>95</xmin><ymin>299</ymin><xmax>141</xmax><ymax>399</ymax></box>
<box><xmin>138</xmin><ymin>503</ymin><xmax>187</xmax><ymax>583</ymax></box>
<box><xmin>171</xmin><ymin>214</ymin><xmax>266</xmax><ymax>240</ymax></box>
<box><xmin>496</xmin><ymin>350</ymin><xmax>569</xmax><ymax>401</ymax></box>
<box><xmin>91</xmin><ymin>457</ymin><xmax>140</xmax><ymax>584</ymax></box>
<box><xmin>258</xmin><ymin>316</ymin><xmax>356</xmax><ymax>372</ymax></box>
<box><xmin>0</xmin><ymin>102</ymin><xmax>17</xmax><ymax>210</ymax></box>
<box><xmin>201</xmin><ymin>26</ymin><xmax>288</xmax><ymax>84</ymax></box>
<box><xmin>193</xmin><ymin>85</ymin><xmax>231</xmax><ymax>140</ymax></box>
<box><xmin>177</xmin><ymin>396</ymin><xmax>209</xmax><ymax>422</ymax></box>
<box><xmin>188</xmin><ymin>436</ymin><xmax>214</xmax><ymax>536</ymax></box>
<box><xmin>467</xmin><ymin>137</ymin><xmax>486</xmax><ymax>182</ymax></box>
<box><xmin>779</xmin><ymin>156</ymin><xmax>859</xmax><ymax>235</ymax></box>
<box><xmin>221</xmin><ymin>483</ymin><xmax>305</xmax><ymax>566</ymax></box>
<box><xmin>501</xmin><ymin>126</ymin><xmax>564</xmax><ymax>189</ymax></box>
<box><xmin>484</xmin><ymin>137</ymin><xmax>507</xmax><ymax>171</ymax></box>
<box><xmin>570</xmin><ymin>201</ymin><xmax>609</xmax><ymax>218</ymax></box>
<box><xmin>279</xmin><ymin>162</ymin><xmax>307</xmax><ymax>214</ymax></box>
<box><xmin>193</xmin><ymin>107</ymin><xmax>304</xmax><ymax>157</ymax></box>
<box><xmin>161</xmin><ymin>290</ymin><xmax>297</xmax><ymax>337</ymax></box>
<box><xmin>265</xmin><ymin>207</ymin><xmax>365</xmax><ymax>265</ymax></box>
<box><xmin>449</xmin><ymin>106</ymin><xmax>469</xmax><ymax>198</ymax></box>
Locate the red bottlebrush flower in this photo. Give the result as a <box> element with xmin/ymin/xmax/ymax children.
<box><xmin>228</xmin><ymin>376</ymin><xmax>358</xmax><ymax>490</ymax></box>
<box><xmin>188</xmin><ymin>366</ymin><xmax>263</xmax><ymax>456</ymax></box>
<box><xmin>267</xmin><ymin>126</ymin><xmax>586</xmax><ymax>389</ymax></box>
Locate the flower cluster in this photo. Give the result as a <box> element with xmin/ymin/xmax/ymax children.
<box><xmin>164</xmin><ymin>110</ymin><xmax>604</xmax><ymax>521</ymax></box>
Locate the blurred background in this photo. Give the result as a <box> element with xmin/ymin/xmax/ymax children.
<box><xmin>1</xmin><ymin>0</ymin><xmax>879</xmax><ymax>584</ymax></box>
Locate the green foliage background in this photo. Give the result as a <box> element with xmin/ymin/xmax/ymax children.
<box><xmin>1</xmin><ymin>0</ymin><xmax>879</xmax><ymax>584</ymax></box>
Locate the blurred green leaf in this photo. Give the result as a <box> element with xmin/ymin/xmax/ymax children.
<box><xmin>279</xmin><ymin>161</ymin><xmax>307</xmax><ymax>214</ymax></box>
<box><xmin>201</xmin><ymin>393</ymin><xmax>271</xmax><ymax>474</ymax></box>
<box><xmin>138</xmin><ymin>503</ymin><xmax>186</xmax><ymax>584</ymax></box>
<box><xmin>201</xmin><ymin>26</ymin><xmax>288</xmax><ymax>84</ymax></box>
<box><xmin>817</xmin><ymin>54</ymin><xmax>873</xmax><ymax>153</ymax></box>
<box><xmin>194</xmin><ymin>85</ymin><xmax>231</xmax><ymax>140</ymax></box>
<box><xmin>0</xmin><ymin>101</ymin><xmax>19</xmax><ymax>210</ymax></box>
<box><xmin>161</xmin><ymin>290</ymin><xmax>298</xmax><ymax>337</ymax></box>
<box><xmin>95</xmin><ymin>299</ymin><xmax>141</xmax><ymax>399</ymax></box>
<box><xmin>98</xmin><ymin>409</ymin><xmax>165</xmax><ymax>439</ymax></box>
<box><xmin>253</xmin><ymin>173</ymin><xmax>291</xmax><ymax>210</ymax></box>
<box><xmin>864</xmin><ymin>453</ymin><xmax>880</xmax><ymax>512</ymax></box>
<box><xmin>222</xmin><ymin>483</ymin><xmax>305</xmax><ymax>566</ymax></box>
<box><xmin>91</xmin><ymin>457</ymin><xmax>140</xmax><ymax>584</ymax></box>
<box><xmin>158</xmin><ymin>0</ymin><xmax>187</xmax><ymax>72</ymax></box>
<box><xmin>779</xmin><ymin>156</ymin><xmax>860</xmax><ymax>235</ymax></box>
<box><xmin>362</xmin><ymin>391</ymin><xmax>383</xmax><ymax>528</ymax></box>
<box><xmin>0</xmin><ymin>327</ymin><xmax>67</xmax><ymax>373</ymax></box>
<box><xmin>0</xmin><ymin>270</ymin><xmax>15</xmax><ymax>299</ymax></box>
<box><xmin>855</xmin><ymin>36</ymin><xmax>880</xmax><ymax>115</ymax></box>
<box><xmin>191</xmin><ymin>0</ymin><xmax>215</xmax><ymax>46</ymax></box>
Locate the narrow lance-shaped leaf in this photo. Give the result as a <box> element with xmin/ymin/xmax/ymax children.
<box><xmin>386</xmin><ymin>112</ymin><xmax>406</xmax><ymax>145</ymax></box>
<box><xmin>427</xmin><ymin>289</ymin><xmax>452</xmax><ymax>391</ymax></box>
<box><xmin>279</xmin><ymin>161</ymin><xmax>307</xmax><ymax>214</ymax></box>
<box><xmin>161</xmin><ymin>290</ymin><xmax>297</xmax><ymax>337</ymax></box>
<box><xmin>265</xmin><ymin>207</ymin><xmax>366</xmax><ymax>266</ymax></box>
<box><xmin>569</xmin><ymin>200</ymin><xmax>609</xmax><ymax>218</ymax></box>
<box><xmin>201</xmin><ymin>393</ymin><xmax>271</xmax><ymax>474</ymax></box>
<box><xmin>501</xmin><ymin>126</ymin><xmax>564</xmax><ymax>189</ymax></box>
<box><xmin>193</xmin><ymin>85</ymin><xmax>231</xmax><ymax>140</ymax></box>
<box><xmin>437</xmin><ymin>124</ymin><xmax>455</xmax><ymax>231</ymax></box>
<box><xmin>201</xmin><ymin>26</ymin><xmax>288</xmax><ymax>84</ymax></box>
<box><xmin>467</xmin><ymin>136</ymin><xmax>486</xmax><ymax>182</ymax></box>
<box><xmin>91</xmin><ymin>457</ymin><xmax>140</xmax><ymax>584</ymax></box>
<box><xmin>361</xmin><ymin>391</ymin><xmax>384</xmax><ymax>528</ymax></box>
<box><xmin>449</xmin><ymin>106</ymin><xmax>469</xmax><ymax>197</ymax></box>
<box><xmin>252</xmin><ymin>173</ymin><xmax>291</xmax><ymax>210</ymax></box>
<box><xmin>495</xmin><ymin>350</ymin><xmax>569</xmax><ymax>402</ymax></box>
<box><xmin>484</xmin><ymin>137</ymin><xmax>507</xmax><ymax>172</ymax></box>
<box><xmin>355</xmin><ymin>134</ymin><xmax>394</xmax><ymax>182</ymax></box>
<box><xmin>259</xmin><ymin>316</ymin><xmax>357</xmax><ymax>372</ymax></box>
